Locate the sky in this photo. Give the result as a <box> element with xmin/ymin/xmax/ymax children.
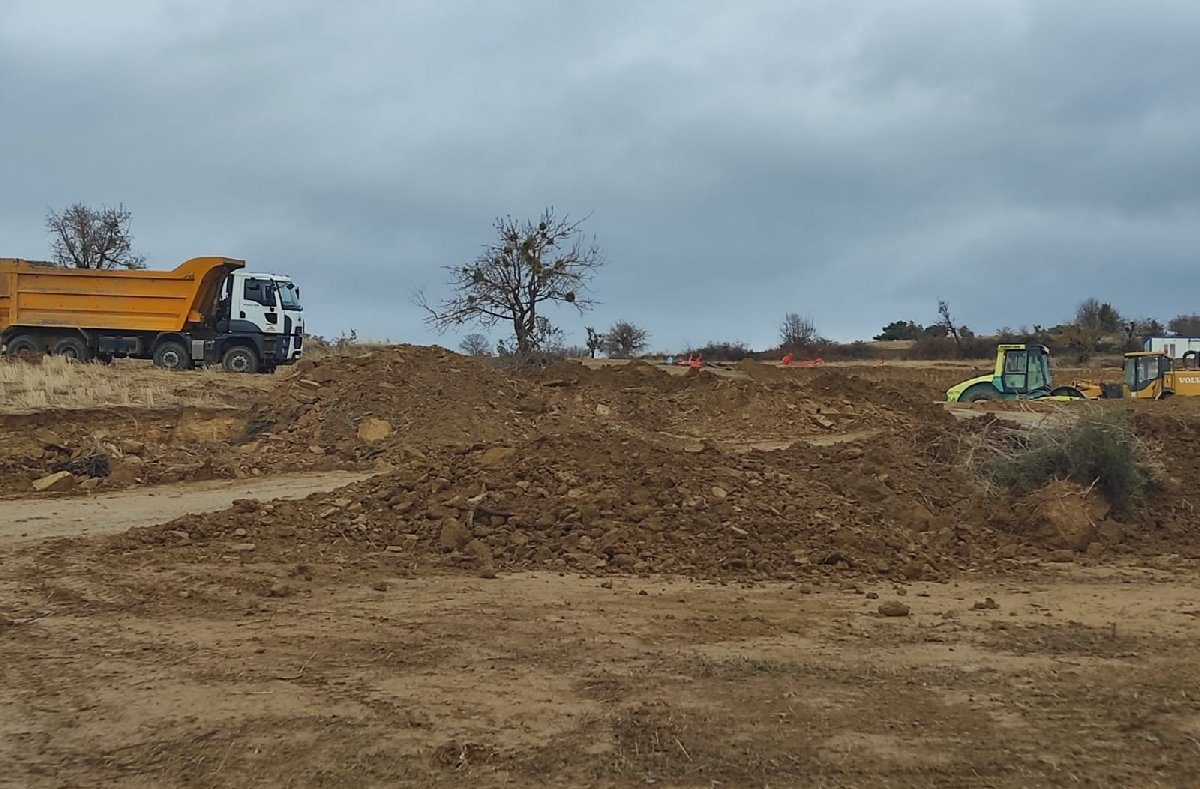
<box><xmin>2</xmin><ymin>0</ymin><xmax>1199</xmax><ymax>351</ymax></box>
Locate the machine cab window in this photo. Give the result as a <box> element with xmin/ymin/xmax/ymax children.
<box><xmin>1000</xmin><ymin>347</ymin><xmax>1050</xmax><ymax>394</ymax></box>
<box><xmin>1126</xmin><ymin>354</ymin><xmax>1166</xmax><ymax>392</ymax></box>
<box><xmin>1001</xmin><ymin>349</ymin><xmax>1028</xmax><ymax>392</ymax></box>
<box><xmin>1000</xmin><ymin>349</ymin><xmax>1050</xmax><ymax>393</ymax></box>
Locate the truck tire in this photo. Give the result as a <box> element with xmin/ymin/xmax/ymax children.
<box><xmin>153</xmin><ymin>341</ymin><xmax>190</xmax><ymax>371</ymax></box>
<box><xmin>4</xmin><ymin>334</ymin><xmax>40</xmax><ymax>357</ymax></box>
<box><xmin>222</xmin><ymin>346</ymin><xmax>259</xmax><ymax>374</ymax></box>
<box><xmin>51</xmin><ymin>336</ymin><xmax>92</xmax><ymax>362</ymax></box>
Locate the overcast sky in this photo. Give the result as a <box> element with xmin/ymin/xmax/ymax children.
<box><xmin>3</xmin><ymin>1</ymin><xmax>1198</xmax><ymax>350</ymax></box>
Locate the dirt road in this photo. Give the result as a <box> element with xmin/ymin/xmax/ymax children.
<box><xmin>0</xmin><ymin>471</ymin><xmax>372</xmax><ymax>545</ymax></box>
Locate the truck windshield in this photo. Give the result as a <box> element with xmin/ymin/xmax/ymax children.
<box><xmin>277</xmin><ymin>281</ymin><xmax>302</xmax><ymax>310</ymax></box>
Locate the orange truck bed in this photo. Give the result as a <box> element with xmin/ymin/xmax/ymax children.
<box><xmin>0</xmin><ymin>257</ymin><xmax>244</xmax><ymax>334</ymax></box>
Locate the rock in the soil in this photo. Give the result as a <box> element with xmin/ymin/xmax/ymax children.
<box><xmin>439</xmin><ymin>518</ymin><xmax>472</xmax><ymax>551</ymax></box>
<box><xmin>32</xmin><ymin>471</ymin><xmax>74</xmax><ymax>492</ymax></box>
<box><xmin>80</xmin><ymin>476</ymin><xmax>103</xmax><ymax>492</ymax></box>
<box><xmin>119</xmin><ymin>439</ymin><xmax>146</xmax><ymax>456</ymax></box>
<box><xmin>357</xmin><ymin>417</ymin><xmax>392</xmax><ymax>443</ymax></box>
<box><xmin>34</xmin><ymin>429</ymin><xmax>67</xmax><ymax>450</ymax></box>
<box><xmin>267</xmin><ymin>582</ymin><xmax>293</xmax><ymax>598</ymax></box>
<box><xmin>465</xmin><ymin>539</ymin><xmax>492</xmax><ymax>564</ymax></box>
<box><xmin>878</xmin><ymin>600</ymin><xmax>911</xmax><ymax>617</ymax></box>
<box><xmin>478</xmin><ymin>445</ymin><xmax>518</xmax><ymax>468</ymax></box>
<box><xmin>108</xmin><ymin>455</ymin><xmax>145</xmax><ymax>484</ymax></box>
<box><xmin>972</xmin><ymin>597</ymin><xmax>1000</xmax><ymax>610</ymax></box>
<box><xmin>594</xmin><ymin>403</ymin><xmax>612</xmax><ymax>417</ymax></box>
<box><xmin>372</xmin><ymin>580</ymin><xmax>390</xmax><ymax>592</ymax></box>
<box><xmin>711</xmin><ymin>486</ymin><xmax>729</xmax><ymax>500</ymax></box>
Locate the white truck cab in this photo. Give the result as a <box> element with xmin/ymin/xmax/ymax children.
<box><xmin>215</xmin><ymin>271</ymin><xmax>305</xmax><ymax>372</ymax></box>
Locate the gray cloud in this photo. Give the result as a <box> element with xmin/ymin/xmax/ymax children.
<box><xmin>3</xmin><ymin>0</ymin><xmax>1198</xmax><ymax>349</ymax></box>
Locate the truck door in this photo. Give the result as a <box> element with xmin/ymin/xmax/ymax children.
<box><xmin>238</xmin><ymin>277</ymin><xmax>282</xmax><ymax>336</ymax></box>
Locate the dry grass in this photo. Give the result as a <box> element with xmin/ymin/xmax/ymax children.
<box><xmin>0</xmin><ymin>356</ymin><xmax>274</xmax><ymax>414</ymax></box>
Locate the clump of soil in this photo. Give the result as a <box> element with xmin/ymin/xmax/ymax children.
<box><xmin>1007</xmin><ymin>480</ymin><xmax>1108</xmax><ymax>552</ymax></box>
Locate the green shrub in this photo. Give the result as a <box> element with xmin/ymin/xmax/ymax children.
<box><xmin>981</xmin><ymin>409</ymin><xmax>1161</xmax><ymax>510</ymax></box>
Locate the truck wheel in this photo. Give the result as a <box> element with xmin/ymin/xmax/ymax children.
<box><xmin>222</xmin><ymin>346</ymin><xmax>259</xmax><ymax>374</ymax></box>
<box><xmin>959</xmin><ymin>384</ymin><xmax>1001</xmax><ymax>403</ymax></box>
<box><xmin>51</xmin><ymin>336</ymin><xmax>92</xmax><ymax>362</ymax></box>
<box><xmin>4</xmin><ymin>334</ymin><xmax>40</xmax><ymax>357</ymax></box>
<box><xmin>153</xmin><ymin>341</ymin><xmax>190</xmax><ymax>371</ymax></box>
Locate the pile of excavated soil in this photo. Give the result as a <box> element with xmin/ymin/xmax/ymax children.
<box><xmin>92</xmin><ymin>351</ymin><xmax>1200</xmax><ymax>580</ymax></box>
<box><xmin>254</xmin><ymin>348</ymin><xmax>953</xmax><ymax>462</ymax></box>
<box><xmin>255</xmin><ymin>346</ymin><xmax>549</xmax><ymax>456</ymax></box>
<box><xmin>21</xmin><ymin>347</ymin><xmax>1200</xmax><ymax>576</ymax></box>
<box><xmin>110</xmin><ymin>423</ymin><xmax>1021</xmax><ymax>581</ymax></box>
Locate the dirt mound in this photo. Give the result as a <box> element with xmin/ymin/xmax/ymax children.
<box><xmin>253</xmin><ymin>349</ymin><xmax>943</xmax><ymax>463</ymax></box>
<box><xmin>256</xmin><ymin>345</ymin><xmax>549</xmax><ymax>456</ymax></box>
<box><xmin>25</xmin><ymin>346</ymin><xmax>1200</xmax><ymax>574</ymax></box>
<box><xmin>801</xmin><ymin>370</ymin><xmax>952</xmax><ymax>421</ymax></box>
<box><xmin>1010</xmin><ymin>481</ymin><xmax>1108</xmax><ymax>552</ymax></box>
<box><xmin>110</xmin><ymin>420</ymin><xmax>1019</xmax><ymax>581</ymax></box>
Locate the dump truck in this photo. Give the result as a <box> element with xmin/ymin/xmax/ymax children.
<box><xmin>945</xmin><ymin>344</ymin><xmax>1085</xmax><ymax>402</ymax></box>
<box><xmin>0</xmin><ymin>257</ymin><xmax>303</xmax><ymax>373</ymax></box>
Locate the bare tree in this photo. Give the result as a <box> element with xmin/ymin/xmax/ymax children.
<box><xmin>778</xmin><ymin>313</ymin><xmax>818</xmax><ymax>348</ymax></box>
<box><xmin>585</xmin><ymin>326</ymin><xmax>605</xmax><ymax>359</ymax></box>
<box><xmin>458</xmin><ymin>333</ymin><xmax>491</xmax><ymax>356</ymax></box>
<box><xmin>416</xmin><ymin>209</ymin><xmax>603</xmax><ymax>357</ymax></box>
<box><xmin>937</xmin><ymin>300</ymin><xmax>961</xmax><ymax>348</ymax></box>
<box><xmin>45</xmin><ymin>202</ymin><xmax>146</xmax><ymax>269</ymax></box>
<box><xmin>602</xmin><ymin>320</ymin><xmax>649</xmax><ymax>358</ymax></box>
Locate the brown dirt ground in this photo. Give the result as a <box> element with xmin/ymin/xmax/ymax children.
<box><xmin>2</xmin><ymin>348</ymin><xmax>1199</xmax><ymax>787</ymax></box>
<box><xmin>3</xmin><ymin>555</ymin><xmax>1198</xmax><ymax>787</ymax></box>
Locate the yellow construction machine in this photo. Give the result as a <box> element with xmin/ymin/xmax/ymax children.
<box><xmin>1119</xmin><ymin>350</ymin><xmax>1200</xmax><ymax>399</ymax></box>
<box><xmin>945</xmin><ymin>344</ymin><xmax>1086</xmax><ymax>402</ymax></box>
